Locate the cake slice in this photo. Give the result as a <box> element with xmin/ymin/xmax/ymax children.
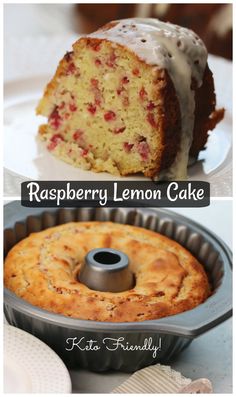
<box><xmin>36</xmin><ymin>18</ymin><xmax>224</xmax><ymax>179</ymax></box>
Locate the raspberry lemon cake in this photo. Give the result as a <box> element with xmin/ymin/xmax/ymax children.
<box><xmin>4</xmin><ymin>222</ymin><xmax>210</xmax><ymax>322</ymax></box>
<box><xmin>37</xmin><ymin>18</ymin><xmax>224</xmax><ymax>179</ymax></box>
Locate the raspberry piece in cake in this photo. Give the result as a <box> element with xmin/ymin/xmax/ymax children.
<box><xmin>90</xmin><ymin>78</ymin><xmax>103</xmax><ymax>106</ymax></box>
<box><xmin>147</xmin><ymin>101</ymin><xmax>156</xmax><ymax>111</ymax></box>
<box><xmin>139</xmin><ymin>87</ymin><xmax>148</xmax><ymax>101</ymax></box>
<box><xmin>49</xmin><ymin>107</ymin><xmax>62</xmax><ymax>130</ymax></box>
<box><xmin>117</xmin><ymin>87</ymin><xmax>125</xmax><ymax>96</ymax></box>
<box><xmin>104</xmin><ymin>111</ymin><xmax>116</xmax><ymax>121</ymax></box>
<box><xmin>123</xmin><ymin>142</ymin><xmax>134</xmax><ymax>152</ymax></box>
<box><xmin>122</xmin><ymin>76</ymin><xmax>129</xmax><ymax>84</ymax></box>
<box><xmin>106</xmin><ymin>51</ymin><xmax>117</xmax><ymax>68</ymax></box>
<box><xmin>95</xmin><ymin>58</ymin><xmax>102</xmax><ymax>66</ymax></box>
<box><xmin>87</xmin><ymin>103</ymin><xmax>97</xmax><ymax>115</ymax></box>
<box><xmin>132</xmin><ymin>68</ymin><xmax>140</xmax><ymax>76</ymax></box>
<box><xmin>73</xmin><ymin>129</ymin><xmax>84</xmax><ymax>142</ymax></box>
<box><xmin>47</xmin><ymin>134</ymin><xmax>64</xmax><ymax>151</ymax></box>
<box><xmin>89</xmin><ymin>41</ymin><xmax>101</xmax><ymax>52</ymax></box>
<box><xmin>91</xmin><ymin>78</ymin><xmax>99</xmax><ymax>87</ymax></box>
<box><xmin>69</xmin><ymin>103</ymin><xmax>77</xmax><ymax>112</ymax></box>
<box><xmin>81</xmin><ymin>149</ymin><xmax>88</xmax><ymax>157</ymax></box>
<box><xmin>137</xmin><ymin>140</ymin><xmax>150</xmax><ymax>161</ymax></box>
<box><xmin>114</xmin><ymin>126</ymin><xmax>126</xmax><ymax>134</ymax></box>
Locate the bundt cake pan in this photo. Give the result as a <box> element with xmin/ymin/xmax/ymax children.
<box><xmin>4</xmin><ymin>203</ymin><xmax>232</xmax><ymax>372</ymax></box>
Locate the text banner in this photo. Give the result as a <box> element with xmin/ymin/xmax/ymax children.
<box><xmin>21</xmin><ymin>181</ymin><xmax>210</xmax><ymax>207</ymax></box>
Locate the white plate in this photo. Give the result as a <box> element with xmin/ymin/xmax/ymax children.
<box><xmin>4</xmin><ymin>52</ymin><xmax>232</xmax><ymax>197</ymax></box>
<box><xmin>4</xmin><ymin>325</ymin><xmax>72</xmax><ymax>393</ymax></box>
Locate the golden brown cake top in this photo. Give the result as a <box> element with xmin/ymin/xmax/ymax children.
<box><xmin>4</xmin><ymin>222</ymin><xmax>210</xmax><ymax>322</ymax></box>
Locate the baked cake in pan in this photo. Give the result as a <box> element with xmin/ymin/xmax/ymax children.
<box><xmin>36</xmin><ymin>18</ymin><xmax>224</xmax><ymax>180</ymax></box>
<box><xmin>4</xmin><ymin>222</ymin><xmax>210</xmax><ymax>322</ymax></box>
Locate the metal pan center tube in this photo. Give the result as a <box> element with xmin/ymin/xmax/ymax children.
<box><xmin>79</xmin><ymin>248</ymin><xmax>135</xmax><ymax>292</ymax></box>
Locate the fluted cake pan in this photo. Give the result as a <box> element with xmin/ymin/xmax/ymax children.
<box><xmin>4</xmin><ymin>203</ymin><xmax>232</xmax><ymax>372</ymax></box>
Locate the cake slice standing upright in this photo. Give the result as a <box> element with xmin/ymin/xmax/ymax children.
<box><xmin>37</xmin><ymin>18</ymin><xmax>224</xmax><ymax>179</ymax></box>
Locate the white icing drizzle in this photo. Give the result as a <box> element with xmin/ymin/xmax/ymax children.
<box><xmin>87</xmin><ymin>18</ymin><xmax>208</xmax><ymax>180</ymax></box>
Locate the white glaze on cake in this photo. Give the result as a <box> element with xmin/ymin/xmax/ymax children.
<box><xmin>88</xmin><ymin>18</ymin><xmax>208</xmax><ymax>180</ymax></box>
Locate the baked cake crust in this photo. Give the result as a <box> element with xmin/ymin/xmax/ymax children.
<box><xmin>4</xmin><ymin>222</ymin><xmax>210</xmax><ymax>322</ymax></box>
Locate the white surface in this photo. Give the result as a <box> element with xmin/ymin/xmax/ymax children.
<box><xmin>172</xmin><ymin>202</ymin><xmax>232</xmax><ymax>248</ymax></box>
<box><xmin>4</xmin><ymin>324</ymin><xmax>72</xmax><ymax>393</ymax></box>
<box><xmin>4</xmin><ymin>4</ymin><xmax>75</xmax><ymax>37</ymax></box>
<box><xmin>3</xmin><ymin>35</ymin><xmax>232</xmax><ymax>197</ymax></box>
